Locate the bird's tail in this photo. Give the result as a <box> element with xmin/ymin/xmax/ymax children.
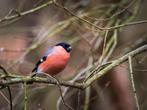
<box><xmin>30</xmin><ymin>72</ymin><xmax>36</xmax><ymax>77</ymax></box>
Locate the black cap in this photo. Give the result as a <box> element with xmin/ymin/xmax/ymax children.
<box><xmin>56</xmin><ymin>42</ymin><xmax>72</xmax><ymax>53</ymax></box>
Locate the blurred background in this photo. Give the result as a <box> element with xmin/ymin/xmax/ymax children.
<box><xmin>0</xmin><ymin>0</ymin><xmax>147</xmax><ymax>110</ymax></box>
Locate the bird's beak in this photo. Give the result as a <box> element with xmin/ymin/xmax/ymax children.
<box><xmin>68</xmin><ymin>46</ymin><xmax>72</xmax><ymax>52</ymax></box>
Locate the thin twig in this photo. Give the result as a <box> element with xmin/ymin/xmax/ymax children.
<box><xmin>52</xmin><ymin>0</ymin><xmax>104</xmax><ymax>31</ymax></box>
<box><xmin>83</xmin><ymin>86</ymin><xmax>90</xmax><ymax>110</ymax></box>
<box><xmin>0</xmin><ymin>0</ymin><xmax>143</xmax><ymax>30</ymax></box>
<box><xmin>98</xmin><ymin>30</ymin><xmax>109</xmax><ymax>64</ymax></box>
<box><xmin>0</xmin><ymin>91</ymin><xmax>10</xmax><ymax>104</ymax></box>
<box><xmin>0</xmin><ymin>0</ymin><xmax>57</xmax><ymax>23</ymax></box>
<box><xmin>128</xmin><ymin>56</ymin><xmax>140</xmax><ymax>110</ymax></box>
<box><xmin>38</xmin><ymin>73</ymin><xmax>74</xmax><ymax>110</ymax></box>
<box><xmin>86</xmin><ymin>0</ymin><xmax>136</xmax><ymax>21</ymax></box>
<box><xmin>102</xmin><ymin>22</ymin><xmax>118</xmax><ymax>63</ymax></box>
<box><xmin>57</xmin><ymin>61</ymin><xmax>96</xmax><ymax>110</ymax></box>
<box><xmin>104</xmin><ymin>20</ymin><xmax>147</xmax><ymax>30</ymax></box>
<box><xmin>83</xmin><ymin>57</ymin><xmax>93</xmax><ymax>110</ymax></box>
<box><xmin>24</xmin><ymin>82</ymin><xmax>28</xmax><ymax>110</ymax></box>
<box><xmin>52</xmin><ymin>0</ymin><xmax>147</xmax><ymax>31</ymax></box>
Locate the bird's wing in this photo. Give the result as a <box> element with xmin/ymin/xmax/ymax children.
<box><xmin>32</xmin><ymin>48</ymin><xmax>53</xmax><ymax>72</ymax></box>
<box><xmin>44</xmin><ymin>47</ymin><xmax>53</xmax><ymax>57</ymax></box>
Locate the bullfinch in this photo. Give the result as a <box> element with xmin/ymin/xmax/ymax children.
<box><xmin>32</xmin><ymin>42</ymin><xmax>72</xmax><ymax>76</ymax></box>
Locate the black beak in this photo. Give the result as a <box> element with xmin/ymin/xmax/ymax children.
<box><xmin>67</xmin><ymin>46</ymin><xmax>72</xmax><ymax>52</ymax></box>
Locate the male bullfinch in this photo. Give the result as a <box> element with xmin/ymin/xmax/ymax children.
<box><xmin>32</xmin><ymin>42</ymin><xmax>72</xmax><ymax>76</ymax></box>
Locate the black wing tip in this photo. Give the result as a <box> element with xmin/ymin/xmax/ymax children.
<box><xmin>32</xmin><ymin>67</ymin><xmax>36</xmax><ymax>73</ymax></box>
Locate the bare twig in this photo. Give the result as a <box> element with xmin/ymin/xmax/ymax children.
<box><xmin>0</xmin><ymin>0</ymin><xmax>143</xmax><ymax>30</ymax></box>
<box><xmin>98</xmin><ymin>30</ymin><xmax>109</xmax><ymax>63</ymax></box>
<box><xmin>87</xmin><ymin>0</ymin><xmax>136</xmax><ymax>21</ymax></box>
<box><xmin>24</xmin><ymin>82</ymin><xmax>28</xmax><ymax>110</ymax></box>
<box><xmin>52</xmin><ymin>0</ymin><xmax>104</xmax><ymax>31</ymax></box>
<box><xmin>35</xmin><ymin>73</ymin><xmax>74</xmax><ymax>110</ymax></box>
<box><xmin>83</xmin><ymin>57</ymin><xmax>93</xmax><ymax>110</ymax></box>
<box><xmin>57</xmin><ymin>60</ymin><xmax>96</xmax><ymax>110</ymax></box>
<box><xmin>0</xmin><ymin>0</ymin><xmax>57</xmax><ymax>24</ymax></box>
<box><xmin>52</xmin><ymin>0</ymin><xmax>147</xmax><ymax>31</ymax></box>
<box><xmin>128</xmin><ymin>56</ymin><xmax>140</xmax><ymax>110</ymax></box>
<box><xmin>102</xmin><ymin>23</ymin><xmax>118</xmax><ymax>63</ymax></box>
<box><xmin>0</xmin><ymin>91</ymin><xmax>11</xmax><ymax>105</ymax></box>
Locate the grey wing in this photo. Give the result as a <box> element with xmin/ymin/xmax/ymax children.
<box><xmin>44</xmin><ymin>47</ymin><xmax>53</xmax><ymax>57</ymax></box>
<box><xmin>32</xmin><ymin>47</ymin><xmax>53</xmax><ymax>72</ymax></box>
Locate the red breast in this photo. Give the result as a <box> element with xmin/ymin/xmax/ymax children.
<box><xmin>38</xmin><ymin>46</ymin><xmax>70</xmax><ymax>75</ymax></box>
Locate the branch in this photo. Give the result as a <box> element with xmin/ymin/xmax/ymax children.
<box><xmin>0</xmin><ymin>0</ymin><xmax>56</xmax><ymax>24</ymax></box>
<box><xmin>0</xmin><ymin>44</ymin><xmax>147</xmax><ymax>90</ymax></box>
<box><xmin>53</xmin><ymin>0</ymin><xmax>147</xmax><ymax>31</ymax></box>
<box><xmin>0</xmin><ymin>0</ymin><xmax>145</xmax><ymax>30</ymax></box>
<box><xmin>0</xmin><ymin>76</ymin><xmax>84</xmax><ymax>89</ymax></box>
<box><xmin>84</xmin><ymin>44</ymin><xmax>147</xmax><ymax>88</ymax></box>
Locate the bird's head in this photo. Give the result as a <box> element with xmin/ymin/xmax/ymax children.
<box><xmin>56</xmin><ymin>42</ymin><xmax>72</xmax><ymax>53</ymax></box>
